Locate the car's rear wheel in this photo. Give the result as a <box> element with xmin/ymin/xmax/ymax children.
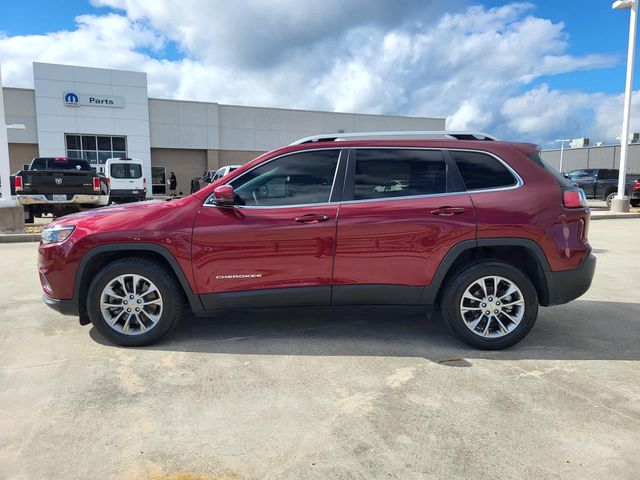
<box><xmin>605</xmin><ymin>191</ymin><xmax>617</xmax><ymax>208</ymax></box>
<box><xmin>631</xmin><ymin>199</ymin><xmax>640</xmax><ymax>208</ymax></box>
<box><xmin>441</xmin><ymin>261</ymin><xmax>539</xmax><ymax>350</ymax></box>
<box><xmin>87</xmin><ymin>258</ymin><xmax>183</xmax><ymax>346</ymax></box>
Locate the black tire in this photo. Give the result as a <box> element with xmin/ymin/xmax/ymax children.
<box><xmin>441</xmin><ymin>261</ymin><xmax>539</xmax><ymax>350</ymax></box>
<box><xmin>605</xmin><ymin>191</ymin><xmax>617</xmax><ymax>209</ymax></box>
<box><xmin>86</xmin><ymin>258</ymin><xmax>183</xmax><ymax>346</ymax></box>
<box><xmin>631</xmin><ymin>199</ymin><xmax>640</xmax><ymax>208</ymax></box>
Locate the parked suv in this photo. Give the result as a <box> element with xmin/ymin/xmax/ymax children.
<box><xmin>38</xmin><ymin>132</ymin><xmax>596</xmax><ymax>349</ymax></box>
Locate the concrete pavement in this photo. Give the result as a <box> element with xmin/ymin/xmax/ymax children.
<box><xmin>0</xmin><ymin>220</ymin><xmax>639</xmax><ymax>479</ymax></box>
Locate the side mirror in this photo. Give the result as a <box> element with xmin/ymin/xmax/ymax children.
<box><xmin>212</xmin><ymin>184</ymin><xmax>235</xmax><ymax>207</ymax></box>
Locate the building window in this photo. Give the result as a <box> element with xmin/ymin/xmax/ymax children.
<box><xmin>65</xmin><ymin>134</ymin><xmax>127</xmax><ymax>166</ymax></box>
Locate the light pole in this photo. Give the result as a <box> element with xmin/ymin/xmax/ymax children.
<box><xmin>555</xmin><ymin>139</ymin><xmax>570</xmax><ymax>173</ymax></box>
<box><xmin>611</xmin><ymin>0</ymin><xmax>638</xmax><ymax>212</ymax></box>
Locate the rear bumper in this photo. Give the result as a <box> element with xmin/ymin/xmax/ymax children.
<box><xmin>545</xmin><ymin>253</ymin><xmax>596</xmax><ymax>306</ymax></box>
<box><xmin>109</xmin><ymin>189</ymin><xmax>146</xmax><ymax>201</ymax></box>
<box><xmin>42</xmin><ymin>294</ymin><xmax>78</xmax><ymax>316</ymax></box>
<box><xmin>17</xmin><ymin>194</ymin><xmax>109</xmax><ymax>206</ymax></box>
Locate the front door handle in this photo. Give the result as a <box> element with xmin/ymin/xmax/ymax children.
<box><xmin>294</xmin><ymin>214</ymin><xmax>330</xmax><ymax>223</ymax></box>
<box><xmin>430</xmin><ymin>207</ymin><xmax>466</xmax><ymax>216</ymax></box>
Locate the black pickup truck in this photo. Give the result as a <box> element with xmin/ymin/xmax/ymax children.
<box><xmin>565</xmin><ymin>168</ymin><xmax>640</xmax><ymax>208</ymax></box>
<box><xmin>12</xmin><ymin>157</ymin><xmax>109</xmax><ymax>223</ymax></box>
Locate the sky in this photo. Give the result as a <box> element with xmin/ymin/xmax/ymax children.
<box><xmin>0</xmin><ymin>0</ymin><xmax>638</xmax><ymax>146</ymax></box>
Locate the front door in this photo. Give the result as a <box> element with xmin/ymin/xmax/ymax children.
<box><xmin>192</xmin><ymin>148</ymin><xmax>344</xmax><ymax>310</ymax></box>
<box><xmin>332</xmin><ymin>148</ymin><xmax>476</xmax><ymax>304</ymax></box>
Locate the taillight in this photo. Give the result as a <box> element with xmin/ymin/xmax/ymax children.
<box><xmin>14</xmin><ymin>175</ymin><xmax>23</xmax><ymax>192</ymax></box>
<box><xmin>633</xmin><ymin>179</ymin><xmax>640</xmax><ymax>191</ymax></box>
<box><xmin>143</xmin><ymin>177</ymin><xmax>147</xmax><ymax>191</ymax></box>
<box><xmin>93</xmin><ymin>177</ymin><xmax>101</xmax><ymax>192</ymax></box>
<box><xmin>563</xmin><ymin>188</ymin><xmax>587</xmax><ymax>208</ymax></box>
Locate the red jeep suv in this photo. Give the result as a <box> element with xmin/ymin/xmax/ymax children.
<box><xmin>38</xmin><ymin>132</ymin><xmax>595</xmax><ymax>350</ymax></box>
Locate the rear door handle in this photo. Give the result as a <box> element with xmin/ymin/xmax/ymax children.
<box><xmin>294</xmin><ymin>214</ymin><xmax>330</xmax><ymax>223</ymax></box>
<box><xmin>430</xmin><ymin>207</ymin><xmax>466</xmax><ymax>216</ymax></box>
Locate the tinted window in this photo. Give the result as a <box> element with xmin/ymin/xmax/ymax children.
<box><xmin>353</xmin><ymin>149</ymin><xmax>447</xmax><ymax>200</ymax></box>
<box><xmin>454</xmin><ymin>151</ymin><xmax>516</xmax><ymax>190</ymax></box>
<box><xmin>598</xmin><ymin>169</ymin><xmax>618</xmax><ymax>179</ymax></box>
<box><xmin>30</xmin><ymin>158</ymin><xmax>91</xmax><ymax>171</ymax></box>
<box><xmin>567</xmin><ymin>169</ymin><xmax>595</xmax><ymax>180</ymax></box>
<box><xmin>229</xmin><ymin>150</ymin><xmax>339</xmax><ymax>206</ymax></box>
<box><xmin>112</xmin><ymin>137</ymin><xmax>126</xmax><ymax>151</ymax></box>
<box><xmin>66</xmin><ymin>135</ymin><xmax>80</xmax><ymax>150</ymax></box>
<box><xmin>110</xmin><ymin>163</ymin><xmax>142</xmax><ymax>179</ymax></box>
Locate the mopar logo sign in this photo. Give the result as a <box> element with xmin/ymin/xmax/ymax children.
<box><xmin>63</xmin><ymin>92</ymin><xmax>79</xmax><ymax>106</ymax></box>
<box><xmin>62</xmin><ymin>92</ymin><xmax>124</xmax><ymax>108</ymax></box>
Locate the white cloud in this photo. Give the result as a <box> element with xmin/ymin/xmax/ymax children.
<box><xmin>0</xmin><ymin>1</ymin><xmax>629</xmax><ymax>144</ymax></box>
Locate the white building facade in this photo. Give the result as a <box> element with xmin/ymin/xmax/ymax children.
<box><xmin>4</xmin><ymin>62</ymin><xmax>446</xmax><ymax>196</ymax></box>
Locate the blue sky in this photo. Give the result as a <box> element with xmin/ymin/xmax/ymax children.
<box><xmin>0</xmin><ymin>1</ymin><xmax>638</xmax><ymax>144</ymax></box>
<box><xmin>1</xmin><ymin>0</ymin><xmax>633</xmax><ymax>94</ymax></box>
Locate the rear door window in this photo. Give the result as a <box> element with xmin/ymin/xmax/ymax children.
<box><xmin>110</xmin><ymin>163</ymin><xmax>142</xmax><ymax>179</ymax></box>
<box><xmin>453</xmin><ymin>151</ymin><xmax>516</xmax><ymax>190</ymax></box>
<box><xmin>352</xmin><ymin>149</ymin><xmax>448</xmax><ymax>201</ymax></box>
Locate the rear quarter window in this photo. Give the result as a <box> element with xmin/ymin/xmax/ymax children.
<box><xmin>529</xmin><ymin>152</ymin><xmax>573</xmax><ymax>189</ymax></box>
<box><xmin>453</xmin><ymin>151</ymin><xmax>517</xmax><ymax>190</ymax></box>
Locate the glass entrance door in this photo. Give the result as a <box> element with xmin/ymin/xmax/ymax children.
<box><xmin>151</xmin><ymin>166</ymin><xmax>167</xmax><ymax>195</ymax></box>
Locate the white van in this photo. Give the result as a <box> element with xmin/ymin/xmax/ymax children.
<box><xmin>105</xmin><ymin>157</ymin><xmax>146</xmax><ymax>203</ymax></box>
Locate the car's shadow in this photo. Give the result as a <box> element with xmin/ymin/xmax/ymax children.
<box><xmin>89</xmin><ymin>300</ymin><xmax>640</xmax><ymax>363</ymax></box>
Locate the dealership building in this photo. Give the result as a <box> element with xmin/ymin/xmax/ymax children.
<box><xmin>2</xmin><ymin>62</ymin><xmax>445</xmax><ymax>196</ymax></box>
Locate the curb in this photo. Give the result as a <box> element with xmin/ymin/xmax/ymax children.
<box><xmin>0</xmin><ymin>233</ymin><xmax>41</xmax><ymax>243</ymax></box>
<box><xmin>591</xmin><ymin>213</ymin><xmax>640</xmax><ymax>220</ymax></box>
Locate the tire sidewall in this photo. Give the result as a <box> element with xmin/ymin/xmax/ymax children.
<box><xmin>442</xmin><ymin>261</ymin><xmax>539</xmax><ymax>350</ymax></box>
<box><xmin>606</xmin><ymin>192</ymin><xmax>616</xmax><ymax>208</ymax></box>
<box><xmin>87</xmin><ymin>259</ymin><xmax>181</xmax><ymax>347</ymax></box>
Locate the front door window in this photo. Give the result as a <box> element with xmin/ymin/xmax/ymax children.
<box><xmin>227</xmin><ymin>150</ymin><xmax>340</xmax><ymax>207</ymax></box>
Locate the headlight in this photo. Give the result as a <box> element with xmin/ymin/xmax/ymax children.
<box><xmin>41</xmin><ymin>225</ymin><xmax>75</xmax><ymax>245</ymax></box>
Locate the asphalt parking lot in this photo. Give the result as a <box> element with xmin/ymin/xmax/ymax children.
<box><xmin>1</xmin><ymin>220</ymin><xmax>639</xmax><ymax>480</ymax></box>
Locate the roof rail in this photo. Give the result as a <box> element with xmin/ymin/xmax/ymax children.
<box><xmin>289</xmin><ymin>130</ymin><xmax>499</xmax><ymax>145</ymax></box>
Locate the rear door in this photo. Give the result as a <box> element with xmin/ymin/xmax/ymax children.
<box><xmin>192</xmin><ymin>148</ymin><xmax>345</xmax><ymax>309</ymax></box>
<box><xmin>332</xmin><ymin>148</ymin><xmax>476</xmax><ymax>305</ymax></box>
<box><xmin>109</xmin><ymin>161</ymin><xmax>144</xmax><ymax>192</ymax></box>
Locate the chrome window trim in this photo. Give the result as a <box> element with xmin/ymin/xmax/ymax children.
<box><xmin>341</xmin><ymin>147</ymin><xmax>522</xmax><ymax>203</ymax></box>
<box><xmin>203</xmin><ymin>147</ymin><xmax>344</xmax><ymax>209</ymax></box>
<box><xmin>203</xmin><ymin>146</ymin><xmax>524</xmax><ymax>209</ymax></box>
<box><xmin>337</xmin><ymin>190</ymin><xmax>473</xmax><ymax>206</ymax></box>
<box><xmin>448</xmin><ymin>148</ymin><xmax>523</xmax><ymax>194</ymax></box>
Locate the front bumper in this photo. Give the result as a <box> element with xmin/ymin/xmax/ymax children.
<box><xmin>545</xmin><ymin>253</ymin><xmax>596</xmax><ymax>306</ymax></box>
<box><xmin>42</xmin><ymin>294</ymin><xmax>79</xmax><ymax>316</ymax></box>
<box><xmin>17</xmin><ymin>194</ymin><xmax>109</xmax><ymax>206</ymax></box>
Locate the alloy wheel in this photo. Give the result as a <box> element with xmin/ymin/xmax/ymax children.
<box><xmin>99</xmin><ymin>274</ymin><xmax>163</xmax><ymax>336</ymax></box>
<box><xmin>459</xmin><ymin>275</ymin><xmax>525</xmax><ymax>338</ymax></box>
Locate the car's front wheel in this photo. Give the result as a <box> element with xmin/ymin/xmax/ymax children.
<box><xmin>441</xmin><ymin>261</ymin><xmax>539</xmax><ymax>350</ymax></box>
<box><xmin>87</xmin><ymin>258</ymin><xmax>183</xmax><ymax>346</ymax></box>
